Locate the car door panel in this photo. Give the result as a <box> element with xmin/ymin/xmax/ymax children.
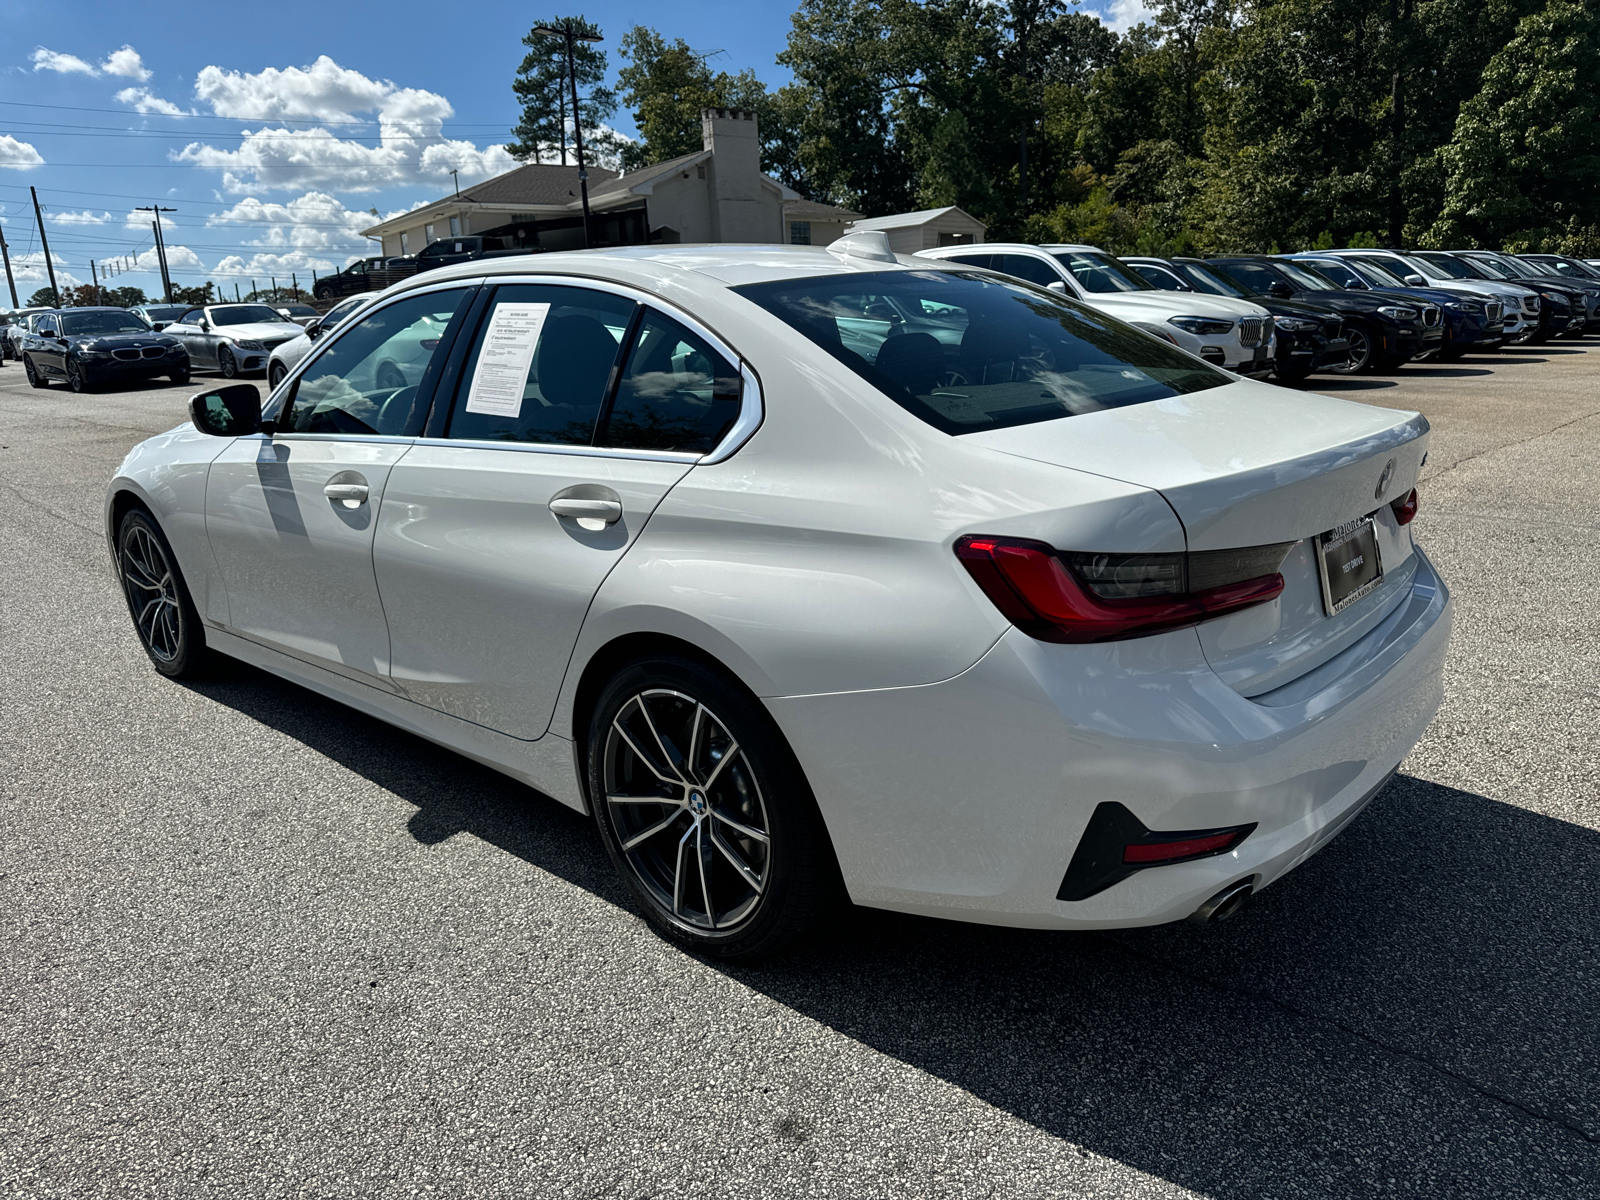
<box><xmin>204</xmin><ymin>435</ymin><xmax>409</xmax><ymax>687</ymax></box>
<box><xmin>374</xmin><ymin>446</ymin><xmax>691</xmax><ymax>737</ymax></box>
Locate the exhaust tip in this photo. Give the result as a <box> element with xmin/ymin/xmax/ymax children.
<box><xmin>1188</xmin><ymin>880</ymin><xmax>1254</xmax><ymax>925</ymax></box>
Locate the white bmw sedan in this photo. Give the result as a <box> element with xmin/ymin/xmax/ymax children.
<box><xmin>105</xmin><ymin>239</ymin><xmax>1451</xmax><ymax>958</ymax></box>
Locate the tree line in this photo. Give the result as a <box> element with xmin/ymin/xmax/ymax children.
<box><xmin>512</xmin><ymin>0</ymin><xmax>1600</xmax><ymax>254</ymax></box>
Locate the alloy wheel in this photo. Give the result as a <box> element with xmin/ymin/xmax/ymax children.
<box><xmin>603</xmin><ymin>689</ymin><xmax>771</xmax><ymax>933</ymax></box>
<box><xmin>68</xmin><ymin>360</ymin><xmax>88</xmax><ymax>393</ymax></box>
<box><xmin>219</xmin><ymin>346</ymin><xmax>237</xmax><ymax>378</ymax></box>
<box><xmin>1332</xmin><ymin>326</ymin><xmax>1372</xmax><ymax>373</ymax></box>
<box><xmin>120</xmin><ymin>524</ymin><xmax>182</xmax><ymax>663</ymax></box>
<box><xmin>23</xmin><ymin>356</ymin><xmax>45</xmax><ymax>388</ymax></box>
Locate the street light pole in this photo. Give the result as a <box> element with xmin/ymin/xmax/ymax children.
<box><xmin>0</xmin><ymin>230</ymin><xmax>18</xmax><ymax>308</ymax></box>
<box><xmin>530</xmin><ymin>22</ymin><xmax>602</xmax><ymax>250</ymax></box>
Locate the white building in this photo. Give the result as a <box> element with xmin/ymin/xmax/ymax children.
<box><xmin>842</xmin><ymin>206</ymin><xmax>987</xmax><ymax>255</ymax></box>
<box><xmin>362</xmin><ymin>109</ymin><xmax>805</xmax><ymax>255</ymax></box>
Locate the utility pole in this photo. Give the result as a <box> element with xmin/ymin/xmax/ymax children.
<box><xmin>135</xmin><ymin>204</ymin><xmax>176</xmax><ymax>302</ymax></box>
<box><xmin>90</xmin><ymin>259</ymin><xmax>100</xmax><ymax>305</ymax></box>
<box><xmin>530</xmin><ymin>21</ymin><xmax>602</xmax><ymax>250</ymax></box>
<box><xmin>29</xmin><ymin>186</ymin><xmax>61</xmax><ymax>307</ymax></box>
<box><xmin>234</xmin><ymin>282</ymin><xmax>241</xmax><ymax>302</ymax></box>
<box><xmin>449</xmin><ymin>168</ymin><xmax>460</xmax><ymax>198</ymax></box>
<box><xmin>0</xmin><ymin>229</ymin><xmax>17</xmax><ymax>308</ymax></box>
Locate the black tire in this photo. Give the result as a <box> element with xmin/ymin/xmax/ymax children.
<box><xmin>587</xmin><ymin>655</ymin><xmax>839</xmax><ymax>959</ymax></box>
<box><xmin>169</xmin><ymin>368</ymin><xmax>191</xmax><ymax>386</ymax></box>
<box><xmin>268</xmin><ymin>362</ymin><xmax>287</xmax><ymax>389</ymax></box>
<box><xmin>67</xmin><ymin>357</ymin><xmax>96</xmax><ymax>393</ymax></box>
<box><xmin>116</xmin><ymin>507</ymin><xmax>212</xmax><ymax>679</ymax></box>
<box><xmin>23</xmin><ymin>355</ymin><xmax>48</xmax><ymax>388</ymax></box>
<box><xmin>218</xmin><ymin>344</ymin><xmax>238</xmax><ymax>379</ymax></box>
<box><xmin>1331</xmin><ymin>323</ymin><xmax>1375</xmax><ymax>373</ymax></box>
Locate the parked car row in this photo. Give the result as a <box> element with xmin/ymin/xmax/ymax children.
<box><xmin>912</xmin><ymin>245</ymin><xmax>1600</xmax><ymax>385</ymax></box>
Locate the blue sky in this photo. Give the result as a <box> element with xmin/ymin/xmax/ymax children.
<box><xmin>0</xmin><ymin>1</ymin><xmax>1135</xmax><ymax>306</ymax></box>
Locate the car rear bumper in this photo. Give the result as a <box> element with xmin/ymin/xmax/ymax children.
<box><xmin>771</xmin><ymin>546</ymin><xmax>1451</xmax><ymax>929</ymax></box>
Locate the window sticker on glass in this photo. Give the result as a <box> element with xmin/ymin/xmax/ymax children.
<box><xmin>465</xmin><ymin>302</ymin><xmax>551</xmax><ymax>417</ymax></box>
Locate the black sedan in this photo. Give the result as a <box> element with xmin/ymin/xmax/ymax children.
<box><xmin>23</xmin><ymin>308</ymin><xmax>189</xmax><ymax>393</ymax></box>
<box><xmin>1209</xmin><ymin>256</ymin><xmax>1430</xmax><ymax>372</ymax></box>
<box><xmin>1125</xmin><ymin>256</ymin><xmax>1351</xmax><ymax>384</ymax></box>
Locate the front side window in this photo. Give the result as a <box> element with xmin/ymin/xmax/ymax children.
<box><xmin>1216</xmin><ymin>261</ymin><xmax>1287</xmax><ymax>295</ymax></box>
<box><xmin>1174</xmin><ymin>261</ymin><xmax>1251</xmax><ymax>298</ymax></box>
<box><xmin>603</xmin><ymin>311</ymin><xmax>741</xmax><ymax>453</ymax></box>
<box><xmin>178</xmin><ymin>309</ymin><xmax>205</xmax><ymax>326</ymax></box>
<box><xmin>447</xmin><ymin>284</ymin><xmax>635</xmax><ymax>446</ymax></box>
<box><xmin>323</xmin><ymin>296</ymin><xmax>369</xmax><ymax>329</ymax></box>
<box><xmin>1302</xmin><ymin>259</ymin><xmax>1365</xmax><ymax>289</ymax></box>
<box><xmin>1273</xmin><ymin>260</ymin><xmax>1340</xmax><ymax>291</ymax></box>
<box><xmin>1348</xmin><ymin>258</ymin><xmax>1408</xmax><ymax>288</ymax></box>
<box><xmin>735</xmin><ymin>269</ymin><xmax>1228</xmax><ymax>436</ymax></box>
<box><xmin>278</xmin><ymin>288</ymin><xmax>470</xmax><ymax>436</ymax></box>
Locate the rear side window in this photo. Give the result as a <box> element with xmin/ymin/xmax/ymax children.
<box><xmin>602</xmin><ymin>311</ymin><xmax>741</xmax><ymax>453</ymax></box>
<box><xmin>446</xmin><ymin>284</ymin><xmax>636</xmax><ymax>445</ymax></box>
<box><xmin>734</xmin><ymin>269</ymin><xmax>1228</xmax><ymax>436</ymax></box>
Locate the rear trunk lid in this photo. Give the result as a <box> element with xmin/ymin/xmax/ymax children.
<box><xmin>965</xmin><ymin>380</ymin><xmax>1429</xmax><ymax>696</ymax></box>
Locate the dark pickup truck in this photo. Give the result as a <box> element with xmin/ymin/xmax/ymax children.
<box><xmin>399</xmin><ymin>235</ymin><xmax>537</xmax><ymax>275</ymax></box>
<box><xmin>313</xmin><ymin>256</ymin><xmax>419</xmax><ymax>302</ymax></box>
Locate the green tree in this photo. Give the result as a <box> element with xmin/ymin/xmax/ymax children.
<box><xmin>508</xmin><ymin>17</ymin><xmax>617</xmax><ymax>165</ymax></box>
<box><xmin>106</xmin><ymin>285</ymin><xmax>147</xmax><ymax>307</ymax></box>
<box><xmin>1428</xmin><ymin>0</ymin><xmax>1600</xmax><ymax>248</ymax></box>
<box><xmin>27</xmin><ymin>287</ymin><xmax>56</xmax><ymax>307</ymax></box>
<box><xmin>616</xmin><ymin>27</ymin><xmax>784</xmax><ymax>172</ymax></box>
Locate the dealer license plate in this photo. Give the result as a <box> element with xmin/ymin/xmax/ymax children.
<box><xmin>1317</xmin><ymin>515</ymin><xmax>1383</xmax><ymax>615</ymax></box>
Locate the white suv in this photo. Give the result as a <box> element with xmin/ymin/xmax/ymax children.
<box><xmin>916</xmin><ymin>243</ymin><xmax>1277</xmax><ymax>375</ymax></box>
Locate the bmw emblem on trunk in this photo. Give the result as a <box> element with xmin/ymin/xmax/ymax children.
<box><xmin>1375</xmin><ymin>458</ymin><xmax>1396</xmax><ymax>499</ymax></box>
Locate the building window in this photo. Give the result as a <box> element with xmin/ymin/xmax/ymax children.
<box><xmin>425</xmin><ymin>223</ymin><xmax>436</xmax><ymax>243</ymax></box>
<box><xmin>449</xmin><ymin>216</ymin><xmax>462</xmax><ymax>237</ymax></box>
<box><xmin>789</xmin><ymin>221</ymin><xmax>812</xmax><ymax>246</ymax></box>
<box><xmin>400</xmin><ymin>231</ymin><xmax>410</xmax><ymax>255</ymax></box>
<box><xmin>697</xmin><ymin>164</ymin><xmax>706</xmax><ymax>180</ymax></box>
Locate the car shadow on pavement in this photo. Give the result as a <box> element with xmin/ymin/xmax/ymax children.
<box><xmin>1304</xmin><ymin>377</ymin><xmax>1400</xmax><ymax>392</ymax></box>
<box><xmin>186</xmin><ymin>664</ymin><xmax>1600</xmax><ymax>1199</ymax></box>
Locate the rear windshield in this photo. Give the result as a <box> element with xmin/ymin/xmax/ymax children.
<box><xmin>733</xmin><ymin>269</ymin><xmax>1229</xmax><ymax>435</ymax></box>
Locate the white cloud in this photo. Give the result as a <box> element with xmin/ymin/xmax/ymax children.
<box><xmin>115</xmin><ymin>87</ymin><xmax>190</xmax><ymax>116</ymax></box>
<box><xmin>207</xmin><ymin>191</ymin><xmax>373</xmax><ymax>253</ymax></box>
<box><xmin>0</xmin><ymin>136</ymin><xmax>46</xmax><ymax>169</ymax></box>
<box><xmin>1101</xmin><ymin>0</ymin><xmax>1157</xmax><ymax>32</ymax></box>
<box><xmin>132</xmin><ymin>245</ymin><xmax>203</xmax><ymax>272</ymax></box>
<box><xmin>11</xmin><ymin>250</ymin><xmax>82</xmax><ymax>287</ymax></box>
<box><xmin>51</xmin><ymin>210</ymin><xmax>114</xmax><ymax>226</ymax></box>
<box><xmin>212</xmin><ymin>251</ymin><xmax>340</xmax><ymax>278</ymax></box>
<box><xmin>125</xmin><ymin>209</ymin><xmax>178</xmax><ymax>232</ymax></box>
<box><xmin>31</xmin><ymin>47</ymin><xmax>97</xmax><ymax>75</ymax></box>
<box><xmin>101</xmin><ymin>46</ymin><xmax>152</xmax><ymax>81</ymax></box>
<box><xmin>176</xmin><ymin>56</ymin><xmax>516</xmax><ymax>193</ymax></box>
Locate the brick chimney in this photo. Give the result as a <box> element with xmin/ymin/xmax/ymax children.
<box><xmin>701</xmin><ymin>108</ymin><xmax>772</xmax><ymax>242</ymax></box>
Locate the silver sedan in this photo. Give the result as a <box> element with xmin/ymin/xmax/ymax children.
<box><xmin>105</xmin><ymin>240</ymin><xmax>1450</xmax><ymax>958</ymax></box>
<box><xmin>266</xmin><ymin>291</ymin><xmax>378</xmax><ymax>388</ymax></box>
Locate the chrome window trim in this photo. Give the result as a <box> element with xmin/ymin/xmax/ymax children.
<box><xmin>262</xmin><ymin>271</ymin><xmax>767</xmax><ymax>465</ymax></box>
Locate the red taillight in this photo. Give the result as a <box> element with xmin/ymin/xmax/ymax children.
<box><xmin>1391</xmin><ymin>488</ymin><xmax>1418</xmax><ymax>525</ymax></box>
<box><xmin>954</xmin><ymin>536</ymin><xmax>1284</xmax><ymax>644</ymax></box>
<box><xmin>1124</xmin><ymin>831</ymin><xmax>1246</xmax><ymax>863</ymax></box>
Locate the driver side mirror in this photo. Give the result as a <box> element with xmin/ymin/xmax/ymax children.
<box><xmin>189</xmin><ymin>383</ymin><xmax>263</xmax><ymax>437</ymax></box>
<box><xmin>1404</xmin><ymin>274</ymin><xmax>1426</xmax><ymax>286</ymax></box>
<box><xmin>1046</xmin><ymin>280</ymin><xmax>1068</xmax><ymax>294</ymax></box>
<box><xmin>151</xmin><ymin>322</ymin><xmax>169</xmax><ymax>331</ymax></box>
<box><xmin>306</xmin><ymin>318</ymin><xmax>324</xmax><ymax>339</ymax></box>
<box><xmin>1267</xmin><ymin>282</ymin><xmax>1293</xmax><ymax>299</ymax></box>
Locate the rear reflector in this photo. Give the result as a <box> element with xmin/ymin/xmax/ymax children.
<box><xmin>1391</xmin><ymin>488</ymin><xmax>1418</xmax><ymax>525</ymax></box>
<box><xmin>1124</xmin><ymin>831</ymin><xmax>1247</xmax><ymax>863</ymax></box>
<box><xmin>955</xmin><ymin>535</ymin><xmax>1286</xmax><ymax>643</ymax></box>
<box><xmin>1058</xmin><ymin>801</ymin><xmax>1257</xmax><ymax>901</ymax></box>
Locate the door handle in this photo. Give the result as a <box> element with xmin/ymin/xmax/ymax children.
<box><xmin>324</xmin><ymin>482</ymin><xmax>369</xmax><ymax>506</ymax></box>
<box><xmin>548</xmin><ymin>497</ymin><xmax>622</xmax><ymax>524</ymax></box>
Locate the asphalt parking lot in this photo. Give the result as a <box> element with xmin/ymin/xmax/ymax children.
<box><xmin>2</xmin><ymin>347</ymin><xmax>1597</xmax><ymax>1199</ymax></box>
